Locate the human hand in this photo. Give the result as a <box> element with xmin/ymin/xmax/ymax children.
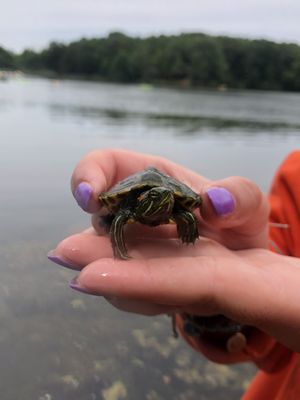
<box><xmin>50</xmin><ymin>149</ymin><xmax>300</xmax><ymax>353</ymax></box>
<box><xmin>51</xmin><ymin>233</ymin><xmax>300</xmax><ymax>354</ymax></box>
<box><xmin>69</xmin><ymin>148</ymin><xmax>269</xmax><ymax>250</ymax></box>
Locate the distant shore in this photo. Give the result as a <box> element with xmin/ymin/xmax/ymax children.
<box><xmin>2</xmin><ymin>32</ymin><xmax>300</xmax><ymax>92</ymax></box>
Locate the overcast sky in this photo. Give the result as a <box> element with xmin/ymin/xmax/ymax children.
<box><xmin>1</xmin><ymin>0</ymin><xmax>300</xmax><ymax>52</ymax></box>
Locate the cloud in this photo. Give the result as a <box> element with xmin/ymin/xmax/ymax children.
<box><xmin>1</xmin><ymin>0</ymin><xmax>300</xmax><ymax>51</ymax></box>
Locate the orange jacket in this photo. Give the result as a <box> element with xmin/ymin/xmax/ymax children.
<box><xmin>178</xmin><ymin>151</ymin><xmax>300</xmax><ymax>399</ymax></box>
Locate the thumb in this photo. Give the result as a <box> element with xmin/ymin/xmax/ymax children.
<box><xmin>201</xmin><ymin>176</ymin><xmax>269</xmax><ymax>237</ymax></box>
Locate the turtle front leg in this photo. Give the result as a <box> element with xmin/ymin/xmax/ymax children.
<box><xmin>99</xmin><ymin>213</ymin><xmax>115</xmax><ymax>233</ymax></box>
<box><xmin>110</xmin><ymin>211</ymin><xmax>131</xmax><ymax>259</ymax></box>
<box><xmin>174</xmin><ymin>210</ymin><xmax>199</xmax><ymax>244</ymax></box>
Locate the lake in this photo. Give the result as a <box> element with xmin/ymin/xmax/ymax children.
<box><xmin>0</xmin><ymin>76</ymin><xmax>299</xmax><ymax>400</ymax></box>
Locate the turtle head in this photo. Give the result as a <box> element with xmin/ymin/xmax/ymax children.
<box><xmin>136</xmin><ymin>187</ymin><xmax>174</xmax><ymax>224</ymax></box>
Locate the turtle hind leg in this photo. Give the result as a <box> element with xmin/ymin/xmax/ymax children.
<box><xmin>110</xmin><ymin>211</ymin><xmax>132</xmax><ymax>259</ymax></box>
<box><xmin>174</xmin><ymin>210</ymin><xmax>199</xmax><ymax>244</ymax></box>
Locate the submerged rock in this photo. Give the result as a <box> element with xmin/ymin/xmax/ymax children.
<box><xmin>102</xmin><ymin>381</ymin><xmax>127</xmax><ymax>400</ymax></box>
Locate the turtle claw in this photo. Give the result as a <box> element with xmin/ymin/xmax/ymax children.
<box><xmin>115</xmin><ymin>253</ymin><xmax>131</xmax><ymax>260</ymax></box>
<box><xmin>113</xmin><ymin>247</ymin><xmax>131</xmax><ymax>260</ymax></box>
<box><xmin>175</xmin><ymin>210</ymin><xmax>199</xmax><ymax>245</ymax></box>
<box><xmin>110</xmin><ymin>211</ymin><xmax>131</xmax><ymax>260</ymax></box>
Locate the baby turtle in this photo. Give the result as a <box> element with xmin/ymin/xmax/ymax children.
<box><xmin>99</xmin><ymin>167</ymin><xmax>202</xmax><ymax>259</ymax></box>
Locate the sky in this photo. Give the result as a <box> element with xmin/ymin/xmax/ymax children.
<box><xmin>1</xmin><ymin>0</ymin><xmax>300</xmax><ymax>52</ymax></box>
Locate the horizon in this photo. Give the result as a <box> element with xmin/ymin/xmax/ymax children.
<box><xmin>3</xmin><ymin>30</ymin><xmax>300</xmax><ymax>55</ymax></box>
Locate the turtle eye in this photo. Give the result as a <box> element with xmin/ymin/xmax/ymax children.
<box><xmin>149</xmin><ymin>191</ymin><xmax>159</xmax><ymax>199</ymax></box>
<box><xmin>138</xmin><ymin>192</ymin><xmax>155</xmax><ymax>201</ymax></box>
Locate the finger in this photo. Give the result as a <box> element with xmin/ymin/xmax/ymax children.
<box><xmin>71</xmin><ymin>148</ymin><xmax>207</xmax><ymax>213</ymax></box>
<box><xmin>73</xmin><ymin>254</ymin><xmax>222</xmax><ymax>313</ymax></box>
<box><xmin>49</xmin><ymin>233</ymin><xmax>113</xmax><ymax>270</ymax></box>
<box><xmin>50</xmin><ymin>231</ymin><xmax>225</xmax><ymax>271</ymax></box>
<box><xmin>176</xmin><ymin>315</ymin><xmax>250</xmax><ymax>363</ymax></box>
<box><xmin>71</xmin><ymin>248</ymin><xmax>289</xmax><ymax>328</ymax></box>
<box><xmin>201</xmin><ymin>176</ymin><xmax>269</xmax><ymax>244</ymax></box>
<box><xmin>105</xmin><ymin>296</ymin><xmax>178</xmax><ymax>316</ymax></box>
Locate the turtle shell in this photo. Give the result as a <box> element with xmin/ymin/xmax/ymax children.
<box><xmin>99</xmin><ymin>167</ymin><xmax>201</xmax><ymax>211</ymax></box>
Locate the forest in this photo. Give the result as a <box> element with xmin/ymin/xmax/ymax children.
<box><xmin>1</xmin><ymin>32</ymin><xmax>300</xmax><ymax>91</ymax></box>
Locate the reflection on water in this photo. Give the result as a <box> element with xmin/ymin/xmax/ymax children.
<box><xmin>0</xmin><ymin>77</ymin><xmax>299</xmax><ymax>399</ymax></box>
<box><xmin>48</xmin><ymin>103</ymin><xmax>300</xmax><ymax>134</ymax></box>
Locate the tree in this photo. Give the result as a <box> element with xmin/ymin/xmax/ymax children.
<box><xmin>0</xmin><ymin>47</ymin><xmax>16</xmax><ymax>69</ymax></box>
<box><xmin>14</xmin><ymin>32</ymin><xmax>300</xmax><ymax>92</ymax></box>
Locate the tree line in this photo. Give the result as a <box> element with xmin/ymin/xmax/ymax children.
<box><xmin>2</xmin><ymin>32</ymin><xmax>300</xmax><ymax>91</ymax></box>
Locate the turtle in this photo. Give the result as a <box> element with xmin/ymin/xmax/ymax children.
<box><xmin>99</xmin><ymin>167</ymin><xmax>202</xmax><ymax>259</ymax></box>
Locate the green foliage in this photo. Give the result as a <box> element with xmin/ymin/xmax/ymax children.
<box><xmin>0</xmin><ymin>47</ymin><xmax>16</xmax><ymax>69</ymax></box>
<box><xmin>10</xmin><ymin>32</ymin><xmax>300</xmax><ymax>91</ymax></box>
<box><xmin>17</xmin><ymin>49</ymin><xmax>44</xmax><ymax>71</ymax></box>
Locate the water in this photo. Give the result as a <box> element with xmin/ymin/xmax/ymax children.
<box><xmin>0</xmin><ymin>77</ymin><xmax>299</xmax><ymax>400</ymax></box>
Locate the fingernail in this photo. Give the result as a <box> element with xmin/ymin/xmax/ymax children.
<box><xmin>207</xmin><ymin>187</ymin><xmax>235</xmax><ymax>216</ymax></box>
<box><xmin>69</xmin><ymin>277</ymin><xmax>101</xmax><ymax>296</ymax></box>
<box><xmin>47</xmin><ymin>250</ymin><xmax>81</xmax><ymax>271</ymax></box>
<box><xmin>74</xmin><ymin>182</ymin><xmax>93</xmax><ymax>211</ymax></box>
<box><xmin>226</xmin><ymin>332</ymin><xmax>247</xmax><ymax>353</ymax></box>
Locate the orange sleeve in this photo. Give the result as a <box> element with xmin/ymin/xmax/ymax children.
<box><xmin>177</xmin><ymin>151</ymin><xmax>300</xmax><ymax>372</ymax></box>
<box><xmin>269</xmin><ymin>150</ymin><xmax>300</xmax><ymax>258</ymax></box>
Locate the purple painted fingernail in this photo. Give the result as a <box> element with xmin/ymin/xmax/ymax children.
<box><xmin>69</xmin><ymin>277</ymin><xmax>101</xmax><ymax>296</ymax></box>
<box><xmin>47</xmin><ymin>251</ymin><xmax>81</xmax><ymax>271</ymax></box>
<box><xmin>207</xmin><ymin>187</ymin><xmax>235</xmax><ymax>216</ymax></box>
<box><xmin>74</xmin><ymin>182</ymin><xmax>93</xmax><ymax>211</ymax></box>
